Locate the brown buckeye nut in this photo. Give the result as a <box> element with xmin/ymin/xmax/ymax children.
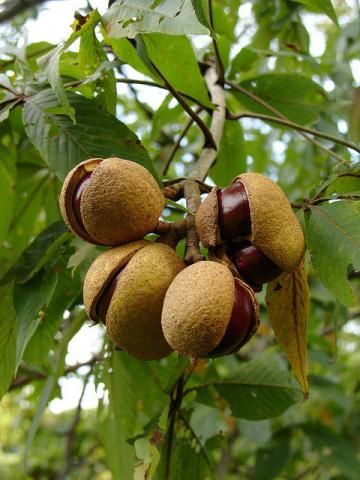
<box><xmin>195</xmin><ymin>172</ymin><xmax>305</xmax><ymax>273</ymax></box>
<box><xmin>59</xmin><ymin>157</ymin><xmax>164</xmax><ymax>246</ymax></box>
<box><xmin>161</xmin><ymin>261</ymin><xmax>259</xmax><ymax>358</ymax></box>
<box><xmin>225</xmin><ymin>241</ymin><xmax>283</xmax><ymax>292</ymax></box>
<box><xmin>83</xmin><ymin>240</ymin><xmax>184</xmax><ymax>361</ymax></box>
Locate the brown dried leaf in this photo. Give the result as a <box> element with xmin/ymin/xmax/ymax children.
<box><xmin>266</xmin><ymin>261</ymin><xmax>309</xmax><ymax>399</ymax></box>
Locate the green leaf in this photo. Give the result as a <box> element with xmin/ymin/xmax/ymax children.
<box><xmin>0</xmin><ymin>282</ymin><xmax>16</xmax><ymax>399</ymax></box>
<box><xmin>24</xmin><ymin>310</ymin><xmax>84</xmax><ymax>462</ymax></box>
<box><xmin>103</xmin><ymin>0</ymin><xmax>208</xmax><ymax>38</ymax></box>
<box><xmin>23</xmin><ymin>89</ymin><xmax>157</xmax><ymax>181</ymax></box>
<box><xmin>38</xmin><ymin>44</ymin><xmax>76</xmax><ymax>122</ymax></box>
<box><xmin>142</xmin><ymin>34</ymin><xmax>212</xmax><ymax>108</ymax></box>
<box><xmin>234</xmin><ymin>74</ymin><xmax>325</xmax><ymax>125</ymax></box>
<box><xmin>253</xmin><ymin>430</ymin><xmax>291</xmax><ymax>480</ymax></box>
<box><xmin>37</xmin><ymin>10</ymin><xmax>101</xmax><ymax>122</ymax></box>
<box><xmin>157</xmin><ymin>438</ymin><xmax>213</xmax><ymax>480</ymax></box>
<box><xmin>302</xmin><ymin>424</ymin><xmax>360</xmax><ymax>479</ymax></box>
<box><xmin>229</xmin><ymin>47</ymin><xmax>259</xmax><ymax>77</ymax></box>
<box><xmin>105</xmin><ymin>36</ymin><xmax>156</xmax><ymax>79</ymax></box>
<box><xmin>293</xmin><ymin>0</ymin><xmax>338</xmax><ymax>26</ymax></box>
<box><xmin>305</xmin><ymin>201</ymin><xmax>360</xmax><ymax>306</ymax></box>
<box><xmin>23</xmin><ymin>264</ymin><xmax>81</xmax><ymax>366</ymax></box>
<box><xmin>14</xmin><ymin>269</ymin><xmax>57</xmax><ymax>367</ymax></box>
<box><xmin>210</xmin><ymin>120</ymin><xmax>246</xmax><ymax>187</ymax></box>
<box><xmin>7</xmin><ymin>221</ymin><xmax>70</xmax><ymax>284</ymax></box>
<box><xmin>98</xmin><ymin>352</ymin><xmax>171</xmax><ymax>477</ymax></box>
<box><xmin>190</xmin><ymin>0</ymin><xmax>214</xmax><ymax>34</ymax></box>
<box><xmin>194</xmin><ymin>354</ymin><xmax>302</xmax><ymax>420</ymax></box>
<box><xmin>0</xmin><ymin>155</ymin><xmax>15</xmax><ymax>243</ymax></box>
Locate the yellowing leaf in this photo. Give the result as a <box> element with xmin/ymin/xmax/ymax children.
<box><xmin>266</xmin><ymin>261</ymin><xmax>309</xmax><ymax>398</ymax></box>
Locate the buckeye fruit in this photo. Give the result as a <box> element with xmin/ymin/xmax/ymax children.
<box><xmin>59</xmin><ymin>157</ymin><xmax>164</xmax><ymax>246</ymax></box>
<box><xmin>161</xmin><ymin>261</ymin><xmax>259</xmax><ymax>358</ymax></box>
<box><xmin>83</xmin><ymin>240</ymin><xmax>184</xmax><ymax>360</ymax></box>
<box><xmin>196</xmin><ymin>173</ymin><xmax>305</xmax><ymax>273</ymax></box>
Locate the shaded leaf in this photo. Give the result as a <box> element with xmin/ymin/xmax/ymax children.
<box><xmin>14</xmin><ymin>269</ymin><xmax>57</xmax><ymax>367</ymax></box>
<box><xmin>349</xmin><ymin>87</ymin><xmax>360</xmax><ymax>144</ymax></box>
<box><xmin>293</xmin><ymin>0</ymin><xmax>338</xmax><ymax>26</ymax></box>
<box><xmin>157</xmin><ymin>438</ymin><xmax>213</xmax><ymax>480</ymax></box>
<box><xmin>266</xmin><ymin>261</ymin><xmax>309</xmax><ymax>397</ymax></box>
<box><xmin>104</xmin><ymin>0</ymin><xmax>208</xmax><ymax>38</ymax></box>
<box><xmin>234</xmin><ymin>74</ymin><xmax>325</xmax><ymax>125</ymax></box>
<box><xmin>0</xmin><ymin>282</ymin><xmax>16</xmax><ymax>399</ymax></box>
<box><xmin>24</xmin><ymin>310</ymin><xmax>84</xmax><ymax>462</ymax></box>
<box><xmin>305</xmin><ymin>201</ymin><xmax>360</xmax><ymax>306</ymax></box>
<box><xmin>6</xmin><ymin>221</ymin><xmax>70</xmax><ymax>284</ymax></box>
<box><xmin>253</xmin><ymin>429</ymin><xmax>291</xmax><ymax>480</ymax></box>
<box><xmin>210</xmin><ymin>120</ymin><xmax>246</xmax><ymax>186</ymax></box>
<box><xmin>194</xmin><ymin>353</ymin><xmax>302</xmax><ymax>420</ymax></box>
<box><xmin>23</xmin><ymin>89</ymin><xmax>156</xmax><ymax>181</ymax></box>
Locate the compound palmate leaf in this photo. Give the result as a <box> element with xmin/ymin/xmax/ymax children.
<box><xmin>194</xmin><ymin>354</ymin><xmax>302</xmax><ymax>420</ymax></box>
<box><xmin>104</xmin><ymin>0</ymin><xmax>208</xmax><ymax>38</ymax></box>
<box><xmin>23</xmin><ymin>89</ymin><xmax>156</xmax><ymax>181</ymax></box>
<box><xmin>305</xmin><ymin>201</ymin><xmax>360</xmax><ymax>306</ymax></box>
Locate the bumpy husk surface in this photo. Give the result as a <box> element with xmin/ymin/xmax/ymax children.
<box><xmin>60</xmin><ymin>157</ymin><xmax>164</xmax><ymax>245</ymax></box>
<box><xmin>195</xmin><ymin>188</ymin><xmax>220</xmax><ymax>248</ymax></box>
<box><xmin>237</xmin><ymin>173</ymin><xmax>305</xmax><ymax>271</ymax></box>
<box><xmin>195</xmin><ymin>174</ymin><xmax>305</xmax><ymax>272</ymax></box>
<box><xmin>104</xmin><ymin>243</ymin><xmax>184</xmax><ymax>360</ymax></box>
<box><xmin>83</xmin><ymin>240</ymin><xmax>149</xmax><ymax>321</ymax></box>
<box><xmin>59</xmin><ymin>158</ymin><xmax>102</xmax><ymax>243</ymax></box>
<box><xmin>161</xmin><ymin>261</ymin><xmax>235</xmax><ymax>357</ymax></box>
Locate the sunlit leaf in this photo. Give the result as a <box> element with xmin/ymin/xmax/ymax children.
<box><xmin>23</xmin><ymin>89</ymin><xmax>156</xmax><ymax>181</ymax></box>
<box><xmin>104</xmin><ymin>0</ymin><xmax>208</xmax><ymax>38</ymax></box>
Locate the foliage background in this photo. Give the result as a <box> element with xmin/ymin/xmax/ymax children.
<box><xmin>0</xmin><ymin>0</ymin><xmax>359</xmax><ymax>479</ymax></box>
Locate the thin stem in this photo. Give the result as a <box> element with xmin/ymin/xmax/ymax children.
<box><xmin>227</xmin><ymin>110</ymin><xmax>360</xmax><ymax>154</ymax></box>
<box><xmin>150</xmin><ymin>63</ymin><xmax>217</xmax><ymax>150</ymax></box>
<box><xmin>10</xmin><ymin>355</ymin><xmax>103</xmax><ymax>391</ymax></box>
<box><xmin>178</xmin><ymin>412</ymin><xmax>216</xmax><ymax>478</ymax></box>
<box><xmin>312</xmin><ymin>172</ymin><xmax>360</xmax><ymax>200</ymax></box>
<box><xmin>165</xmin><ymin>374</ymin><xmax>185</xmax><ymax>480</ymax></box>
<box><xmin>116</xmin><ymin>78</ymin><xmax>212</xmax><ymax>112</ymax></box>
<box><xmin>189</xmin><ymin>67</ymin><xmax>226</xmax><ymax>181</ymax></box>
<box><xmin>208</xmin><ymin>0</ymin><xmax>225</xmax><ymax>85</ymax></box>
<box><xmin>162</xmin><ymin>107</ymin><xmax>202</xmax><ymax>176</ymax></box>
<box><xmin>225</xmin><ymin>79</ymin><xmax>348</xmax><ymax>164</ymax></box>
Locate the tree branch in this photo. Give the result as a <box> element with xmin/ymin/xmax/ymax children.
<box><xmin>162</xmin><ymin>107</ymin><xmax>202</xmax><ymax>176</ymax></box>
<box><xmin>116</xmin><ymin>78</ymin><xmax>212</xmax><ymax>112</ymax></box>
<box><xmin>0</xmin><ymin>0</ymin><xmax>47</xmax><ymax>23</ymax></box>
<box><xmin>225</xmin><ymin>79</ymin><xmax>349</xmax><ymax>164</ymax></box>
<box><xmin>208</xmin><ymin>0</ymin><xmax>225</xmax><ymax>85</ymax></box>
<box><xmin>9</xmin><ymin>355</ymin><xmax>103</xmax><ymax>391</ymax></box>
<box><xmin>184</xmin><ymin>180</ymin><xmax>204</xmax><ymax>264</ymax></box>
<box><xmin>227</xmin><ymin>110</ymin><xmax>360</xmax><ymax>154</ymax></box>
<box><xmin>58</xmin><ymin>368</ymin><xmax>93</xmax><ymax>479</ymax></box>
<box><xmin>189</xmin><ymin>67</ymin><xmax>226</xmax><ymax>181</ymax></box>
<box><xmin>149</xmin><ymin>63</ymin><xmax>217</xmax><ymax>150</ymax></box>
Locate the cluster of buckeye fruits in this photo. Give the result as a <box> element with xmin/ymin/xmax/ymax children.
<box><xmin>59</xmin><ymin>157</ymin><xmax>305</xmax><ymax>361</ymax></box>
